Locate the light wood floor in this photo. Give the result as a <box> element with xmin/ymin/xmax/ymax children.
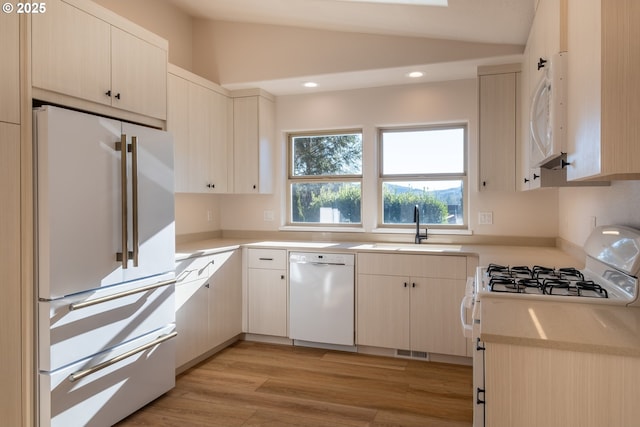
<box><xmin>116</xmin><ymin>341</ymin><xmax>473</xmax><ymax>427</ymax></box>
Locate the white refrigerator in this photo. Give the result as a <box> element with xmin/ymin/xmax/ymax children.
<box><xmin>34</xmin><ymin>106</ymin><xmax>177</xmax><ymax>427</ymax></box>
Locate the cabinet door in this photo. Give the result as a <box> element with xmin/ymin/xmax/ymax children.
<box><xmin>175</xmin><ymin>280</ymin><xmax>209</xmax><ymax>368</ymax></box>
<box><xmin>187</xmin><ymin>82</ymin><xmax>212</xmax><ymax>192</ymax></box>
<box><xmin>209</xmin><ymin>250</ymin><xmax>242</xmax><ymax>347</ymax></box>
<box><xmin>208</xmin><ymin>91</ymin><xmax>231</xmax><ymax>193</ymax></box>
<box><xmin>411</xmin><ymin>278</ymin><xmax>468</xmax><ymax>356</ymax></box>
<box><xmin>0</xmin><ymin>123</ymin><xmax>22</xmax><ymax>427</ymax></box>
<box><xmin>247</xmin><ymin>268</ymin><xmax>287</xmax><ymax>336</ymax></box>
<box><xmin>233</xmin><ymin>96</ymin><xmax>260</xmax><ymax>193</ymax></box>
<box><xmin>167</xmin><ymin>73</ymin><xmax>190</xmax><ymax>193</ymax></box>
<box><xmin>478</xmin><ymin>72</ymin><xmax>517</xmax><ymax>192</ymax></box>
<box><xmin>32</xmin><ymin>0</ymin><xmax>111</xmax><ymax>106</ymax></box>
<box><xmin>111</xmin><ymin>26</ymin><xmax>167</xmax><ymax>120</ymax></box>
<box><xmin>0</xmin><ymin>12</ymin><xmax>20</xmax><ymax>124</ymax></box>
<box><xmin>356</xmin><ymin>274</ymin><xmax>410</xmax><ymax>349</ymax></box>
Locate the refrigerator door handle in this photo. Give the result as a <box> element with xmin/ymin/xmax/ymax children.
<box><xmin>115</xmin><ymin>134</ymin><xmax>129</xmax><ymax>269</ymax></box>
<box><xmin>67</xmin><ymin>331</ymin><xmax>178</xmax><ymax>383</ymax></box>
<box><xmin>131</xmin><ymin>136</ymin><xmax>139</xmax><ymax>267</ymax></box>
<box><xmin>68</xmin><ymin>278</ymin><xmax>176</xmax><ymax>311</ymax></box>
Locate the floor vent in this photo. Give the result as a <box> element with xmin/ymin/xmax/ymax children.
<box><xmin>395</xmin><ymin>349</ymin><xmax>429</xmax><ymax>360</ymax></box>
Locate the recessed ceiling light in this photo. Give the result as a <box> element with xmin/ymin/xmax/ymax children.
<box><xmin>407</xmin><ymin>71</ymin><xmax>424</xmax><ymax>78</ymax></box>
<box><xmin>303</xmin><ymin>82</ymin><xmax>318</xmax><ymax>88</ymax></box>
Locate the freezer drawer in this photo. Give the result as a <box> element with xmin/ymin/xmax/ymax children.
<box><xmin>39</xmin><ymin>324</ymin><xmax>176</xmax><ymax>427</ymax></box>
<box><xmin>39</xmin><ymin>274</ymin><xmax>175</xmax><ymax>371</ymax></box>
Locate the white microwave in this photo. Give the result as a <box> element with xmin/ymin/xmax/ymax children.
<box><xmin>529</xmin><ymin>52</ymin><xmax>567</xmax><ymax>168</ymax></box>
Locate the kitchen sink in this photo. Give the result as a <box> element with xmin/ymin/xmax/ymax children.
<box><xmin>349</xmin><ymin>243</ymin><xmax>463</xmax><ymax>253</ymax></box>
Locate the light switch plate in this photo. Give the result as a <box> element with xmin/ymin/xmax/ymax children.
<box><xmin>478</xmin><ymin>211</ymin><xmax>493</xmax><ymax>225</ymax></box>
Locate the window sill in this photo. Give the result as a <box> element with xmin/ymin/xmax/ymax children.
<box><xmin>279</xmin><ymin>225</ymin><xmax>366</xmax><ymax>233</ymax></box>
<box><xmin>372</xmin><ymin>228</ymin><xmax>473</xmax><ymax>236</ymax></box>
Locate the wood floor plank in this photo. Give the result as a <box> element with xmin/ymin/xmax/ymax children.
<box><xmin>116</xmin><ymin>341</ymin><xmax>473</xmax><ymax>427</ymax></box>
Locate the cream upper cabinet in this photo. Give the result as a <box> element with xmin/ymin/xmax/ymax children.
<box><xmin>478</xmin><ymin>68</ymin><xmax>519</xmax><ymax>192</ymax></box>
<box><xmin>356</xmin><ymin>253</ymin><xmax>468</xmax><ymax>357</ymax></box>
<box><xmin>110</xmin><ymin>27</ymin><xmax>167</xmax><ymax>120</ymax></box>
<box><xmin>0</xmin><ymin>13</ymin><xmax>20</xmax><ymax>124</ymax></box>
<box><xmin>566</xmin><ymin>0</ymin><xmax>640</xmax><ymax>180</ymax></box>
<box><xmin>232</xmin><ymin>92</ymin><xmax>275</xmax><ymax>194</ymax></box>
<box><xmin>32</xmin><ymin>0</ymin><xmax>167</xmax><ymax>120</ymax></box>
<box><xmin>167</xmin><ymin>65</ymin><xmax>232</xmax><ymax>193</ymax></box>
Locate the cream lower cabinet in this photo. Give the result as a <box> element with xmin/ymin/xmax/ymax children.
<box><xmin>175</xmin><ymin>250</ymin><xmax>241</xmax><ymax>369</ymax></box>
<box><xmin>168</xmin><ymin>65</ymin><xmax>232</xmax><ymax>193</ymax></box>
<box><xmin>485</xmin><ymin>342</ymin><xmax>640</xmax><ymax>426</ymax></box>
<box><xmin>357</xmin><ymin>253</ymin><xmax>468</xmax><ymax>357</ymax></box>
<box><xmin>246</xmin><ymin>249</ymin><xmax>287</xmax><ymax>337</ymax></box>
<box><xmin>0</xmin><ymin>123</ymin><xmax>22</xmax><ymax>427</ymax></box>
<box><xmin>32</xmin><ymin>0</ymin><xmax>167</xmax><ymax>120</ymax></box>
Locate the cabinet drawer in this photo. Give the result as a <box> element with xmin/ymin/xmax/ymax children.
<box><xmin>247</xmin><ymin>248</ymin><xmax>287</xmax><ymax>269</ymax></box>
<box><xmin>358</xmin><ymin>253</ymin><xmax>467</xmax><ymax>279</ymax></box>
<box><xmin>175</xmin><ymin>255</ymin><xmax>213</xmax><ymax>285</ymax></box>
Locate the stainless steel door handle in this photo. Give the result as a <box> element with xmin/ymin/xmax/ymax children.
<box><xmin>116</xmin><ymin>134</ymin><xmax>128</xmax><ymax>269</ymax></box>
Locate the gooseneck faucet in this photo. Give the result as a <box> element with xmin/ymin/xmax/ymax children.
<box><xmin>414</xmin><ymin>204</ymin><xmax>428</xmax><ymax>244</ymax></box>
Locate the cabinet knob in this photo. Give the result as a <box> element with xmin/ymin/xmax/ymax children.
<box><xmin>524</xmin><ymin>178</ymin><xmax>530</xmax><ymax>183</ymax></box>
<box><xmin>533</xmin><ymin>173</ymin><xmax>540</xmax><ymax>180</ymax></box>
<box><xmin>412</xmin><ymin>283</ymin><xmax>416</xmax><ymax>288</ymax></box>
<box><xmin>105</xmin><ymin>90</ymin><xmax>112</xmax><ymax>97</ymax></box>
<box><xmin>537</xmin><ymin>57</ymin><xmax>547</xmax><ymax>70</ymax></box>
<box><xmin>482</xmin><ymin>181</ymin><xmax>487</xmax><ymax>187</ymax></box>
<box><xmin>205</xmin><ymin>283</ymin><xmax>210</xmax><ymax>289</ymax></box>
<box><xmin>280</xmin><ymin>275</ymin><xmax>285</xmax><ymax>280</ymax></box>
<box><xmin>207</xmin><ymin>183</ymin><xmax>215</xmax><ymax>188</ymax></box>
<box><xmin>253</xmin><ymin>185</ymin><xmax>257</xmax><ymax>190</ymax></box>
<box><xmin>115</xmin><ymin>93</ymin><xmax>121</xmax><ymax>100</ymax></box>
<box><xmin>561</xmin><ymin>159</ymin><xmax>572</xmax><ymax>169</ymax></box>
<box><xmin>404</xmin><ymin>282</ymin><xmax>408</xmax><ymax>288</ymax></box>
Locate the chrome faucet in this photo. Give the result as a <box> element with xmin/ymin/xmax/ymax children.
<box><xmin>413</xmin><ymin>205</ymin><xmax>428</xmax><ymax>244</ymax></box>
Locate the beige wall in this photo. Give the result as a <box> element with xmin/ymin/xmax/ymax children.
<box><xmin>175</xmin><ymin>193</ymin><xmax>221</xmax><ymax>236</ymax></box>
<box><xmin>192</xmin><ymin>19</ymin><xmax>522</xmax><ymax>86</ymax></box>
<box><xmin>218</xmin><ymin>79</ymin><xmax>559</xmax><ymax>238</ymax></box>
<box><xmin>93</xmin><ymin>0</ymin><xmax>194</xmax><ymax>70</ymax></box>
<box><xmin>559</xmin><ymin>182</ymin><xmax>640</xmax><ymax>246</ymax></box>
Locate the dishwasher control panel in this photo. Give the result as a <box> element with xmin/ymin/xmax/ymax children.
<box><xmin>289</xmin><ymin>252</ymin><xmax>355</xmax><ymax>265</ymax></box>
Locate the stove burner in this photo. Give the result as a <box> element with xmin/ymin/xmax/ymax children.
<box><xmin>543</xmin><ymin>279</ymin><xmax>574</xmax><ymax>295</ymax></box>
<box><xmin>576</xmin><ymin>281</ymin><xmax>608</xmax><ymax>298</ymax></box>
<box><xmin>558</xmin><ymin>267</ymin><xmax>584</xmax><ymax>281</ymax></box>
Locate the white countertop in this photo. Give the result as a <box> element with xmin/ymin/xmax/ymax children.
<box><xmin>480</xmin><ymin>297</ymin><xmax>640</xmax><ymax>357</ymax></box>
<box><xmin>176</xmin><ymin>237</ymin><xmax>582</xmax><ymax>268</ymax></box>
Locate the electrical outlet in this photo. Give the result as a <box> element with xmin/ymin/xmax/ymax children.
<box><xmin>478</xmin><ymin>211</ymin><xmax>493</xmax><ymax>225</ymax></box>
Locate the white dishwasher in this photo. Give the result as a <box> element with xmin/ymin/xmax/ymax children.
<box><xmin>289</xmin><ymin>252</ymin><xmax>355</xmax><ymax>348</ymax></box>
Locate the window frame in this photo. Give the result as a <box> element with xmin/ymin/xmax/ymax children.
<box><xmin>377</xmin><ymin>123</ymin><xmax>468</xmax><ymax>229</ymax></box>
<box><xmin>286</xmin><ymin>129</ymin><xmax>364</xmax><ymax>227</ymax></box>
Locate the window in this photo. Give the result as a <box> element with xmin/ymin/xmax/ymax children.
<box><xmin>288</xmin><ymin>130</ymin><xmax>363</xmax><ymax>225</ymax></box>
<box><xmin>379</xmin><ymin>125</ymin><xmax>467</xmax><ymax>227</ymax></box>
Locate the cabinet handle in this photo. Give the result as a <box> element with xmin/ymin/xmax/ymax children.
<box><xmin>207</xmin><ymin>183</ymin><xmax>215</xmax><ymax>188</ymax></box>
<box><xmin>259</xmin><ymin>257</ymin><xmax>274</xmax><ymax>261</ymax></box>
<box><xmin>561</xmin><ymin>159</ymin><xmax>571</xmax><ymax>168</ymax></box>
<box><xmin>533</xmin><ymin>173</ymin><xmax>540</xmax><ymax>180</ymax></box>
<box><xmin>412</xmin><ymin>282</ymin><xmax>416</xmax><ymax>288</ymax></box>
<box><xmin>476</xmin><ymin>337</ymin><xmax>485</xmax><ymax>352</ymax></box>
<box><xmin>253</xmin><ymin>185</ymin><xmax>257</xmax><ymax>190</ymax></box>
<box><xmin>105</xmin><ymin>90</ymin><xmax>112</xmax><ymax>97</ymax></box>
<box><xmin>482</xmin><ymin>181</ymin><xmax>487</xmax><ymax>187</ymax></box>
<box><xmin>524</xmin><ymin>177</ymin><xmax>530</xmax><ymax>183</ymax></box>
<box><xmin>115</xmin><ymin>93</ymin><xmax>121</xmax><ymax>100</ymax></box>
<box><xmin>476</xmin><ymin>387</ymin><xmax>486</xmax><ymax>405</ymax></box>
<box><xmin>404</xmin><ymin>282</ymin><xmax>408</xmax><ymax>288</ymax></box>
<box><xmin>280</xmin><ymin>275</ymin><xmax>285</xmax><ymax>280</ymax></box>
<box><xmin>537</xmin><ymin>57</ymin><xmax>547</xmax><ymax>70</ymax></box>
